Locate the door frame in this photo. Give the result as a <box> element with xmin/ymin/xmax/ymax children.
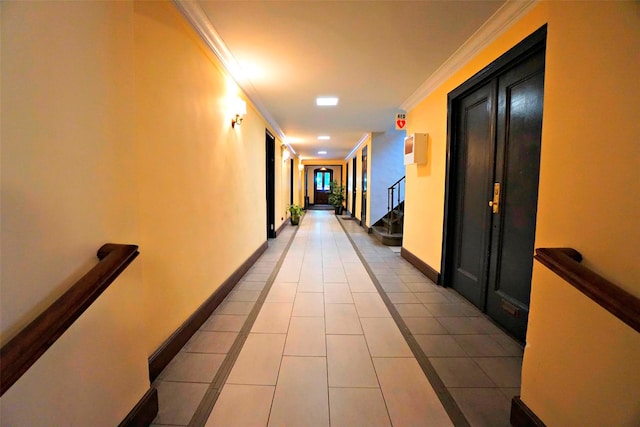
<box><xmin>290</xmin><ymin>158</ymin><xmax>294</xmax><ymax>206</ymax></box>
<box><xmin>313</xmin><ymin>168</ymin><xmax>333</xmax><ymax>205</ymax></box>
<box><xmin>441</xmin><ymin>25</ymin><xmax>547</xmax><ymax>288</ymax></box>
<box><xmin>303</xmin><ymin>164</ymin><xmax>344</xmax><ymax>206</ymax></box>
<box><xmin>345</xmin><ymin>161</ymin><xmax>350</xmax><ymax>213</ymax></box>
<box><xmin>351</xmin><ymin>156</ymin><xmax>357</xmax><ymax>217</ymax></box>
<box><xmin>265</xmin><ymin>130</ymin><xmax>276</xmax><ymax>238</ymax></box>
<box><xmin>361</xmin><ymin>146</ymin><xmax>368</xmax><ymax>228</ymax></box>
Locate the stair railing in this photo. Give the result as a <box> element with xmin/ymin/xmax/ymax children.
<box><xmin>387</xmin><ymin>176</ymin><xmax>406</xmax><ymax>234</ymax></box>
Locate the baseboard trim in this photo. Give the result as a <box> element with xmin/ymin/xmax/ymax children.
<box><xmin>275</xmin><ymin>218</ymin><xmax>289</xmax><ymax>236</ymax></box>
<box><xmin>119</xmin><ymin>387</ymin><xmax>158</xmax><ymax>427</ymax></box>
<box><xmin>511</xmin><ymin>396</ymin><xmax>546</xmax><ymax>427</ymax></box>
<box><xmin>400</xmin><ymin>247</ymin><xmax>440</xmax><ymax>284</ymax></box>
<box><xmin>148</xmin><ymin>241</ymin><xmax>269</xmax><ymax>382</ymax></box>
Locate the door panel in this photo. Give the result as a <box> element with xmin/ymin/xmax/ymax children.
<box><xmin>266</xmin><ymin>131</ymin><xmax>276</xmax><ymax>238</ymax></box>
<box><xmin>445</xmin><ymin>29</ymin><xmax>546</xmax><ymax>342</ymax></box>
<box><xmin>351</xmin><ymin>157</ymin><xmax>357</xmax><ymax>217</ymax></box>
<box><xmin>361</xmin><ymin>147</ymin><xmax>368</xmax><ymax>226</ymax></box>
<box><xmin>290</xmin><ymin>158</ymin><xmax>294</xmax><ymax>206</ymax></box>
<box><xmin>487</xmin><ymin>52</ymin><xmax>545</xmax><ymax>338</ymax></box>
<box><xmin>313</xmin><ymin>169</ymin><xmax>332</xmax><ymax>204</ymax></box>
<box><xmin>450</xmin><ymin>83</ymin><xmax>495</xmax><ymax>308</ymax></box>
<box><xmin>345</xmin><ymin>162</ymin><xmax>350</xmax><ymax>212</ymax></box>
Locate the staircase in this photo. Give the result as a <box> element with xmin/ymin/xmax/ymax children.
<box><xmin>372</xmin><ymin>176</ymin><xmax>405</xmax><ymax>246</ymax></box>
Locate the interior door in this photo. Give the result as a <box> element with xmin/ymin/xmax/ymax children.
<box><xmin>290</xmin><ymin>158</ymin><xmax>294</xmax><ymax>206</ymax></box>
<box><xmin>361</xmin><ymin>147</ymin><xmax>368</xmax><ymax>226</ymax></box>
<box><xmin>486</xmin><ymin>51</ymin><xmax>545</xmax><ymax>339</ymax></box>
<box><xmin>351</xmin><ymin>157</ymin><xmax>357</xmax><ymax>217</ymax></box>
<box><xmin>314</xmin><ymin>169</ymin><xmax>332</xmax><ymax>204</ymax></box>
<box><xmin>449</xmin><ymin>82</ymin><xmax>496</xmax><ymax>308</ymax></box>
<box><xmin>345</xmin><ymin>162</ymin><xmax>350</xmax><ymax>213</ymax></box>
<box><xmin>265</xmin><ymin>131</ymin><xmax>276</xmax><ymax>238</ymax></box>
<box><xmin>444</xmin><ymin>27</ymin><xmax>546</xmax><ymax>341</ymax></box>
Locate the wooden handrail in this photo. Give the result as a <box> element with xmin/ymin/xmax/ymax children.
<box><xmin>534</xmin><ymin>247</ymin><xmax>640</xmax><ymax>334</ymax></box>
<box><xmin>0</xmin><ymin>243</ymin><xmax>139</xmax><ymax>397</ymax></box>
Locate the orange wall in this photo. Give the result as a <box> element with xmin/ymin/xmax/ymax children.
<box><xmin>1</xmin><ymin>0</ymin><xmax>294</xmax><ymax>424</ymax></box>
<box><xmin>534</xmin><ymin>2</ymin><xmax>639</xmax><ymax>290</ymax></box>
<box><xmin>523</xmin><ymin>3</ymin><xmax>640</xmax><ymax>425</ymax></box>
<box><xmin>403</xmin><ymin>2</ymin><xmax>640</xmax><ymax>425</ymax></box>
<box><xmin>404</xmin><ymin>0</ymin><xmax>639</xmax><ymax>294</ymax></box>
<box><xmin>1</xmin><ymin>1</ymin><xmax>148</xmax><ymax>425</ymax></box>
<box><xmin>525</xmin><ymin>264</ymin><xmax>640</xmax><ymax>426</ymax></box>
<box><xmin>134</xmin><ymin>0</ymin><xmax>279</xmax><ymax>352</ymax></box>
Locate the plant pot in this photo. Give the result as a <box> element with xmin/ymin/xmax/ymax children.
<box><xmin>334</xmin><ymin>206</ymin><xmax>343</xmax><ymax>215</ymax></box>
<box><xmin>291</xmin><ymin>215</ymin><xmax>300</xmax><ymax>225</ymax></box>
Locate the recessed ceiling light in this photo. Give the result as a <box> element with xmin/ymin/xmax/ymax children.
<box><xmin>317</xmin><ymin>135</ymin><xmax>330</xmax><ymax>140</ymax></box>
<box><xmin>318</xmin><ymin>151</ymin><xmax>327</xmax><ymax>155</ymax></box>
<box><xmin>316</xmin><ymin>97</ymin><xmax>339</xmax><ymax>106</ymax></box>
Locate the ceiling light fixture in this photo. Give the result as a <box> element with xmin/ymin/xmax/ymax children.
<box><xmin>318</xmin><ymin>151</ymin><xmax>327</xmax><ymax>155</ymax></box>
<box><xmin>317</xmin><ymin>135</ymin><xmax>330</xmax><ymax>140</ymax></box>
<box><xmin>316</xmin><ymin>97</ymin><xmax>339</xmax><ymax>106</ymax></box>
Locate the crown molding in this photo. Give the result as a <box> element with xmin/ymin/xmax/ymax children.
<box><xmin>345</xmin><ymin>133</ymin><xmax>371</xmax><ymax>161</ymax></box>
<box><xmin>400</xmin><ymin>0</ymin><xmax>538</xmax><ymax>112</ymax></box>
<box><xmin>172</xmin><ymin>0</ymin><xmax>295</xmax><ymax>154</ymax></box>
<box><xmin>174</xmin><ymin>0</ymin><xmax>535</xmax><ymax>159</ymax></box>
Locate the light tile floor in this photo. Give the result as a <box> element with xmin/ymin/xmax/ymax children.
<box><xmin>151</xmin><ymin>210</ymin><xmax>523</xmax><ymax>427</ymax></box>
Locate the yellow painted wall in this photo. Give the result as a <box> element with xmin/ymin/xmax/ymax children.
<box><xmin>403</xmin><ymin>4</ymin><xmax>551</xmax><ymax>270</ymax></box>
<box><xmin>1</xmin><ymin>1</ymin><xmax>149</xmax><ymax>425</ymax></box>
<box><xmin>524</xmin><ymin>265</ymin><xmax>640</xmax><ymax>426</ymax></box>
<box><xmin>403</xmin><ymin>1</ymin><xmax>640</xmax><ymax>425</ymax></box>
<box><xmin>404</xmin><ymin>0</ymin><xmax>639</xmax><ymax>291</ymax></box>
<box><xmin>535</xmin><ymin>2</ymin><xmax>639</xmax><ymax>290</ymax></box>
<box><xmin>134</xmin><ymin>0</ymin><xmax>270</xmax><ymax>352</ymax></box>
<box><xmin>524</xmin><ymin>3</ymin><xmax>640</xmax><ymax>425</ymax></box>
<box><xmin>1</xmin><ymin>0</ymin><xmax>294</xmax><ymax>424</ymax></box>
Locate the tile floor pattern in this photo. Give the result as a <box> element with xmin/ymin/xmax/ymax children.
<box><xmin>151</xmin><ymin>210</ymin><xmax>523</xmax><ymax>427</ymax></box>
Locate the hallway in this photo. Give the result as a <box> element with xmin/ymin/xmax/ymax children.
<box><xmin>151</xmin><ymin>210</ymin><xmax>523</xmax><ymax>427</ymax></box>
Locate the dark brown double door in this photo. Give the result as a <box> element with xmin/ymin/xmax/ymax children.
<box><xmin>444</xmin><ymin>27</ymin><xmax>546</xmax><ymax>341</ymax></box>
<box><xmin>314</xmin><ymin>169</ymin><xmax>332</xmax><ymax>205</ymax></box>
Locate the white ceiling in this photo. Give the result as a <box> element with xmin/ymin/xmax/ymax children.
<box><xmin>182</xmin><ymin>1</ymin><xmax>512</xmax><ymax>160</ymax></box>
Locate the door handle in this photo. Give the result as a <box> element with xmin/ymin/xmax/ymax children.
<box><xmin>490</xmin><ymin>183</ymin><xmax>500</xmax><ymax>214</ymax></box>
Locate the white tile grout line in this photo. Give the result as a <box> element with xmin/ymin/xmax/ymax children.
<box><xmin>336</xmin><ymin>215</ymin><xmax>471</xmax><ymax>427</ymax></box>
<box><xmin>187</xmin><ymin>211</ymin><xmax>471</xmax><ymax>426</ymax></box>
<box><xmin>187</xmin><ymin>220</ymin><xmax>302</xmax><ymax>427</ymax></box>
<box><xmin>325</xmin><ymin>213</ymin><xmax>395</xmax><ymax>427</ymax></box>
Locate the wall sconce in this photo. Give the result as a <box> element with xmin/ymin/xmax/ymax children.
<box><xmin>231</xmin><ymin>98</ymin><xmax>247</xmax><ymax>128</ymax></box>
<box><xmin>282</xmin><ymin>150</ymin><xmax>290</xmax><ymax>162</ymax></box>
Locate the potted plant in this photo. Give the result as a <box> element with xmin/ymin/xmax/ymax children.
<box><xmin>287</xmin><ymin>204</ymin><xmax>304</xmax><ymax>225</ymax></box>
<box><xmin>328</xmin><ymin>181</ymin><xmax>346</xmax><ymax>215</ymax></box>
